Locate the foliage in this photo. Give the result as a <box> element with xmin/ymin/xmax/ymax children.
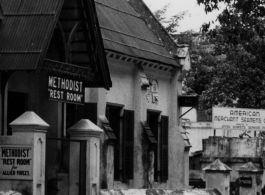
<box><xmin>154</xmin><ymin>4</ymin><xmax>188</xmax><ymax>34</ymax></box>
<box><xmin>185</xmin><ymin>30</ymin><xmax>265</xmax><ymax>112</ymax></box>
<box><xmin>178</xmin><ymin>0</ymin><xmax>265</xmax><ymax>113</ymax></box>
<box><xmin>201</xmin><ymin>42</ymin><xmax>265</xmax><ymax>110</ymax></box>
<box><xmin>198</xmin><ymin>0</ymin><xmax>265</xmax><ymax>44</ymax></box>
<box><xmin>154</xmin><ymin>0</ymin><xmax>265</xmax><ymax>112</ymax></box>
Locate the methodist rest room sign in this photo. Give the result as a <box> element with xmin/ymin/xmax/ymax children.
<box><xmin>213</xmin><ymin>107</ymin><xmax>265</xmax><ymax>131</ymax></box>
<box><xmin>0</xmin><ymin>145</ymin><xmax>33</xmax><ymax>180</ymax></box>
<box><xmin>47</xmin><ymin>75</ymin><xmax>84</xmax><ymax>104</ymax></box>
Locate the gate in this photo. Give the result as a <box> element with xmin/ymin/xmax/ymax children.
<box><xmin>46</xmin><ymin>137</ymin><xmax>87</xmax><ymax>195</ymax></box>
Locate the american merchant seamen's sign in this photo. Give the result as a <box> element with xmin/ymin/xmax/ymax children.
<box><xmin>213</xmin><ymin>107</ymin><xmax>265</xmax><ymax>131</ymax></box>
<box><xmin>0</xmin><ymin>146</ymin><xmax>33</xmax><ymax>180</ymax></box>
<box><xmin>47</xmin><ymin>75</ymin><xmax>84</xmax><ymax>104</ymax></box>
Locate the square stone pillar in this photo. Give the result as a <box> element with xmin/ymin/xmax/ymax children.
<box><xmin>203</xmin><ymin>159</ymin><xmax>232</xmax><ymax>195</ymax></box>
<box><xmin>68</xmin><ymin>119</ymin><xmax>103</xmax><ymax>195</ymax></box>
<box><xmin>0</xmin><ymin>111</ymin><xmax>49</xmax><ymax>195</ymax></box>
<box><xmin>238</xmin><ymin>162</ymin><xmax>263</xmax><ymax>195</ymax></box>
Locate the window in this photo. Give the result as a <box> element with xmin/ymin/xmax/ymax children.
<box><xmin>147</xmin><ymin>111</ymin><xmax>169</xmax><ymax>182</ymax></box>
<box><xmin>106</xmin><ymin>105</ymin><xmax>134</xmax><ymax>182</ymax></box>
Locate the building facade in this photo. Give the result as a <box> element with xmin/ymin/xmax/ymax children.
<box><xmin>94</xmin><ymin>0</ymin><xmax>189</xmax><ymax>190</ymax></box>
<box><xmin>0</xmin><ymin>0</ymin><xmax>189</xmax><ymax>193</ymax></box>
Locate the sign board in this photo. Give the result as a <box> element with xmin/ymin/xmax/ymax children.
<box><xmin>213</xmin><ymin>107</ymin><xmax>265</xmax><ymax>131</ymax></box>
<box><xmin>241</xmin><ymin>176</ymin><xmax>252</xmax><ymax>187</ymax></box>
<box><xmin>47</xmin><ymin>75</ymin><xmax>84</xmax><ymax>104</ymax></box>
<box><xmin>178</xmin><ymin>95</ymin><xmax>199</xmax><ymax>107</ymax></box>
<box><xmin>0</xmin><ymin>145</ymin><xmax>33</xmax><ymax>180</ymax></box>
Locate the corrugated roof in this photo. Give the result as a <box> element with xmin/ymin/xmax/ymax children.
<box><xmin>0</xmin><ymin>0</ymin><xmax>63</xmax><ymax>70</ymax></box>
<box><xmin>95</xmin><ymin>0</ymin><xmax>179</xmax><ymax>67</ymax></box>
<box><xmin>0</xmin><ymin>0</ymin><xmax>112</xmax><ymax>89</ymax></box>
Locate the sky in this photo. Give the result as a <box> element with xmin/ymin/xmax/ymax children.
<box><xmin>142</xmin><ymin>0</ymin><xmax>225</xmax><ymax>33</ymax></box>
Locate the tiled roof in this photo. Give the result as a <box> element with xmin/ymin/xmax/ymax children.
<box><xmin>95</xmin><ymin>0</ymin><xmax>179</xmax><ymax>67</ymax></box>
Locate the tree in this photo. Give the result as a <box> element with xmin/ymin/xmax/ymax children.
<box><xmin>154</xmin><ymin>4</ymin><xmax>188</xmax><ymax>34</ymax></box>
<box><xmin>181</xmin><ymin>0</ymin><xmax>265</xmax><ymax>114</ymax></box>
<box><xmin>198</xmin><ymin>0</ymin><xmax>265</xmax><ymax>45</ymax></box>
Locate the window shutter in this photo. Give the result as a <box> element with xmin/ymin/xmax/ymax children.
<box><xmin>85</xmin><ymin>103</ymin><xmax>98</xmax><ymax>124</ymax></box>
<box><xmin>123</xmin><ymin>110</ymin><xmax>134</xmax><ymax>181</ymax></box>
<box><xmin>141</xmin><ymin>122</ymin><xmax>157</xmax><ymax>145</ymax></box>
<box><xmin>160</xmin><ymin>115</ymin><xmax>169</xmax><ymax>181</ymax></box>
<box><xmin>98</xmin><ymin>116</ymin><xmax>117</xmax><ymax>142</ymax></box>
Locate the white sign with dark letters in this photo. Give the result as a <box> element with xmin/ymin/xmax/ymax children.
<box><xmin>213</xmin><ymin>107</ymin><xmax>265</xmax><ymax>131</ymax></box>
<box><xmin>0</xmin><ymin>145</ymin><xmax>33</xmax><ymax>180</ymax></box>
<box><xmin>47</xmin><ymin>75</ymin><xmax>84</xmax><ymax>104</ymax></box>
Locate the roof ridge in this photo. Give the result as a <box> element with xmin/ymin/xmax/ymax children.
<box><xmin>95</xmin><ymin>1</ymin><xmax>140</xmax><ymax>19</ymax></box>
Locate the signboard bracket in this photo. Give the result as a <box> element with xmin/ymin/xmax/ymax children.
<box><xmin>179</xmin><ymin>107</ymin><xmax>194</xmax><ymax>119</ymax></box>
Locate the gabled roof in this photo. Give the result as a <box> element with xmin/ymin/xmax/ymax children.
<box><xmin>95</xmin><ymin>0</ymin><xmax>179</xmax><ymax>67</ymax></box>
<box><xmin>0</xmin><ymin>0</ymin><xmax>64</xmax><ymax>70</ymax></box>
<box><xmin>0</xmin><ymin>0</ymin><xmax>112</xmax><ymax>89</ymax></box>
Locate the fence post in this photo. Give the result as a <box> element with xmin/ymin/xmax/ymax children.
<box><xmin>203</xmin><ymin>159</ymin><xmax>231</xmax><ymax>195</ymax></box>
<box><xmin>68</xmin><ymin>119</ymin><xmax>103</xmax><ymax>195</ymax></box>
<box><xmin>0</xmin><ymin>111</ymin><xmax>49</xmax><ymax>195</ymax></box>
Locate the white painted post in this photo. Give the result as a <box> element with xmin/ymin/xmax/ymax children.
<box><xmin>238</xmin><ymin>162</ymin><xmax>263</xmax><ymax>195</ymax></box>
<box><xmin>0</xmin><ymin>111</ymin><xmax>49</xmax><ymax>195</ymax></box>
<box><xmin>203</xmin><ymin>159</ymin><xmax>232</xmax><ymax>195</ymax></box>
<box><xmin>68</xmin><ymin>119</ymin><xmax>103</xmax><ymax>195</ymax></box>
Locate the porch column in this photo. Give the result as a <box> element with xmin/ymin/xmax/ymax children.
<box><xmin>0</xmin><ymin>111</ymin><xmax>49</xmax><ymax>195</ymax></box>
<box><xmin>68</xmin><ymin>119</ymin><xmax>103</xmax><ymax>195</ymax></box>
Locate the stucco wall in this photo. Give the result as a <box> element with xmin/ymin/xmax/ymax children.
<box><xmin>144</xmin><ymin>66</ymin><xmax>171</xmax><ymax>115</ymax></box>
<box><xmin>106</xmin><ymin>59</ymin><xmax>134</xmax><ymax>110</ymax></box>
<box><xmin>203</xmin><ymin>137</ymin><xmax>265</xmax><ymax>158</ymax></box>
<box><xmin>202</xmin><ymin>137</ymin><xmax>265</xmax><ymax>182</ymax></box>
<box><xmin>98</xmin><ymin>58</ymin><xmax>186</xmax><ymax>189</ymax></box>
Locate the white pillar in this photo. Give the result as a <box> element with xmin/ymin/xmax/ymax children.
<box><xmin>68</xmin><ymin>119</ymin><xmax>103</xmax><ymax>195</ymax></box>
<box><xmin>0</xmin><ymin>111</ymin><xmax>49</xmax><ymax>195</ymax></box>
<box><xmin>203</xmin><ymin>159</ymin><xmax>231</xmax><ymax>195</ymax></box>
